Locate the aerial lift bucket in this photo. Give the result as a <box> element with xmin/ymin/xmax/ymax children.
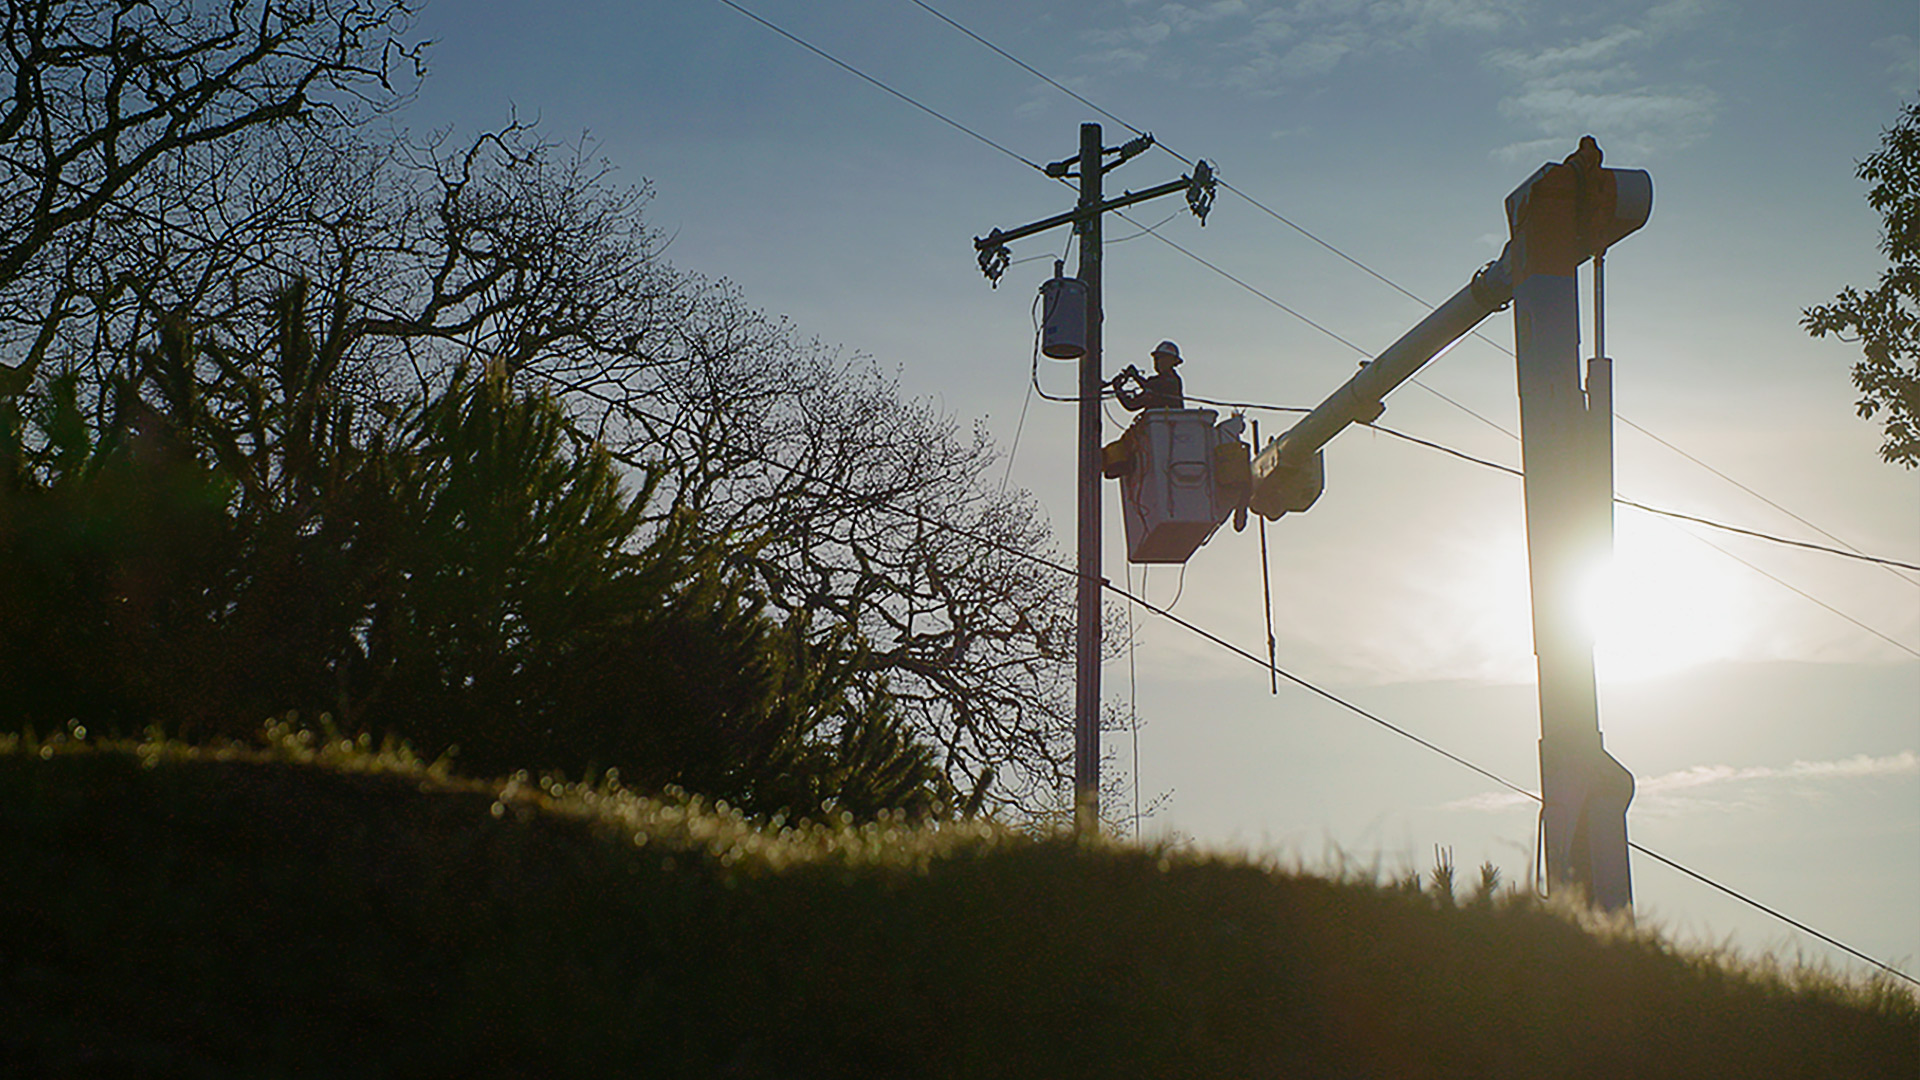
<box><xmin>1108</xmin><ymin>409</ymin><xmax>1249</xmax><ymax>563</ymax></box>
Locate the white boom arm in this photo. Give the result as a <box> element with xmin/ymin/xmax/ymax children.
<box><xmin>1248</xmin><ymin>248</ymin><xmax>1513</xmax><ymax>519</ymax></box>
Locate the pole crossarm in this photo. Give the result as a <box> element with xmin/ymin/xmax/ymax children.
<box><xmin>972</xmin><ymin>157</ymin><xmax>1215</xmax><ymax>284</ymax></box>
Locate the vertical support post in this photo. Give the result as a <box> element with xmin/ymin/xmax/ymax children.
<box><xmin>1506</xmin><ymin>139</ymin><xmax>1640</xmax><ymax>911</ymax></box>
<box><xmin>1074</xmin><ymin>122</ymin><xmax>1104</xmax><ymax>835</ymax></box>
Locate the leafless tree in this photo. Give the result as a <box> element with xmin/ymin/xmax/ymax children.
<box><xmin>0</xmin><ymin>0</ymin><xmax>423</xmax><ymax>393</ymax></box>
<box><xmin>367</xmin><ymin>132</ymin><xmax>1091</xmax><ymax>815</ymax></box>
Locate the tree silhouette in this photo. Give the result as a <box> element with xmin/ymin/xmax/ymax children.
<box><xmin>0</xmin><ymin>4</ymin><xmax>1081</xmax><ymax>818</ymax></box>
<box><xmin>1805</xmin><ymin>99</ymin><xmax>1920</xmax><ymax>467</ymax></box>
<box><xmin>0</xmin><ymin>297</ymin><xmax>947</xmax><ymax>820</ymax></box>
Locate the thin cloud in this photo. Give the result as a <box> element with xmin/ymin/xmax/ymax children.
<box><xmin>1640</xmin><ymin>751</ymin><xmax>1920</xmax><ymax>793</ymax></box>
<box><xmin>1443</xmin><ymin>790</ymin><xmax>1535</xmax><ymax>812</ymax></box>
<box><xmin>1485</xmin><ymin>3</ymin><xmax>1718</xmax><ymax>161</ymax></box>
<box><xmin>1440</xmin><ymin>751</ymin><xmax>1919</xmax><ymax>813</ymax></box>
<box><xmin>1079</xmin><ymin>0</ymin><xmax>1521</xmax><ymax>94</ymax></box>
<box><xmin>1486</xmin><ymin>27</ymin><xmax>1643</xmax><ymax>80</ymax></box>
<box><xmin>1872</xmin><ymin>34</ymin><xmax>1918</xmax><ymax>98</ymax></box>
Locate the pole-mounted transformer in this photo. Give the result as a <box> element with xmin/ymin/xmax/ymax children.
<box><xmin>1039</xmin><ymin>260</ymin><xmax>1088</xmax><ymax>360</ymax></box>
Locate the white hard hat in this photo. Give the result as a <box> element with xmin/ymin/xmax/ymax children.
<box><xmin>1151</xmin><ymin>340</ymin><xmax>1182</xmax><ymax>364</ymax></box>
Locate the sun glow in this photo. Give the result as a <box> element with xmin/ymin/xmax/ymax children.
<box><xmin>1578</xmin><ymin>517</ymin><xmax>1755</xmax><ymax>683</ymax></box>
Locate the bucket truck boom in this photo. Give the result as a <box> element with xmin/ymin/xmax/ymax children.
<box><xmin>1247</xmin><ymin>137</ymin><xmax>1652</xmax><ymax>910</ymax></box>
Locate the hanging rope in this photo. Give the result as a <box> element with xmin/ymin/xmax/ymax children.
<box><xmin>1254</xmin><ymin>420</ymin><xmax>1279</xmax><ymax>695</ymax></box>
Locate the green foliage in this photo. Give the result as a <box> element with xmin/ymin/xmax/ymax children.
<box><xmin>0</xmin><ymin>288</ymin><xmax>947</xmax><ymax>822</ymax></box>
<box><xmin>1805</xmin><ymin>99</ymin><xmax>1920</xmax><ymax>467</ymax></box>
<box><xmin>3</xmin><ymin>739</ymin><xmax>1913</xmax><ymax>1078</ymax></box>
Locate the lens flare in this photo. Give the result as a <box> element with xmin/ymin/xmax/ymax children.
<box><xmin>1577</xmin><ymin>518</ymin><xmax>1754</xmax><ymax>682</ymax></box>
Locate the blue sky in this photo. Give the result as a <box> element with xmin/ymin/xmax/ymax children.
<box><xmin>401</xmin><ymin>2</ymin><xmax>1918</xmax><ymax>979</ymax></box>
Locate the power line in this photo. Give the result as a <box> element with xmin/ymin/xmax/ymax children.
<box><xmin>1106</xmin><ymin>204</ymin><xmax>1523</xmax><ymax>441</ymax></box>
<box><xmin>1351</xmin><ymin>422</ymin><xmax>1920</xmax><ymax>656</ymax></box>
<box><xmin>1121</xmin><ymin>387</ymin><xmax>1919</xmax><ymax>580</ymax></box>
<box><xmin>1614</xmin><ymin>496</ymin><xmax>1920</xmax><ymax>574</ymax></box>
<box><xmin>1361</xmin><ymin>422</ymin><xmax>1920</xmax><ymax>575</ymax></box>
<box><xmin>1101</xmin><ymin>379</ymin><xmax>1919</xmax><ymax>648</ymax></box>
<box><xmin>1613</xmin><ymin>413</ymin><xmax>1918</xmax><ymax>588</ymax></box>
<box><xmin>1666</xmin><ymin>528</ymin><xmax>1920</xmax><ymax>658</ymax></box>
<box><xmin>710</xmin><ymin>0</ymin><xmax>1048</xmax><ymax>176</ymax></box>
<box><xmin>1626</xmin><ymin>840</ymin><xmax>1919</xmax><ymax>988</ymax></box>
<box><xmin>1103</xmin><ymin>210</ymin><xmax>1373</xmax><ymax>357</ymax></box>
<box><xmin>904</xmin><ymin>0</ymin><xmax>1146</xmax><ymax>144</ymax></box>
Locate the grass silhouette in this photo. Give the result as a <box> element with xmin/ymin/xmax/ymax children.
<box><xmin>3</xmin><ymin>722</ymin><xmax>1913</xmax><ymax>1078</ymax></box>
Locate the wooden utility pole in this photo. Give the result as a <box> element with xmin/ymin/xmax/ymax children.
<box><xmin>1072</xmin><ymin>122</ymin><xmax>1105</xmax><ymax>834</ymax></box>
<box><xmin>974</xmin><ymin>124</ymin><xmax>1214</xmax><ymax>834</ymax></box>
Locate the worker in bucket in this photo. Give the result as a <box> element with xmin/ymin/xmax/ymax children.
<box><xmin>1113</xmin><ymin>340</ymin><xmax>1185</xmax><ymax>410</ymax></box>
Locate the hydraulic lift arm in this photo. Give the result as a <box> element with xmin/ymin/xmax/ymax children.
<box><xmin>1248</xmin><ymin>249</ymin><xmax>1515</xmax><ymax>519</ymax></box>
<box><xmin>1246</xmin><ymin>137</ymin><xmax>1653</xmax><ymax>910</ymax></box>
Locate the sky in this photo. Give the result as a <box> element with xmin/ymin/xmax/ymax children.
<box><xmin>399</xmin><ymin>1</ymin><xmax>1918</xmax><ymax>980</ymax></box>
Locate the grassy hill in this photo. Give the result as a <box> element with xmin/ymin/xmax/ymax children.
<box><xmin>3</xmin><ymin>724</ymin><xmax>1914</xmax><ymax>1078</ymax></box>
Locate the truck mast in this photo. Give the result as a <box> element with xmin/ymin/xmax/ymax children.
<box><xmin>1249</xmin><ymin>135</ymin><xmax>1651</xmax><ymax>909</ymax></box>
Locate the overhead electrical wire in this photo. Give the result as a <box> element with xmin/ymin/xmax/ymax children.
<box><xmin>1103</xmin><ymin>210</ymin><xmax>1374</xmax><ymax>357</ymax></box>
<box><xmin>1352</xmin><ymin>421</ymin><xmax>1920</xmax><ymax>656</ymax></box>
<box><xmin>1612</xmin><ymin>413</ymin><xmax>1919</xmax><ymax>588</ymax></box>
<box><xmin>1354</xmin><ymin>421</ymin><xmax>1920</xmax><ymax>575</ymax></box>
<box><xmin>1165</xmin><ymin>404</ymin><xmax>1920</xmax><ymax>656</ymax></box>
<box><xmin>710</xmin><ymin>0</ymin><xmax>1049</xmax><ymax>176</ymax></box>
<box><xmin>1108</xmin><ymin>206</ymin><xmax>1526</xmax><ymax>440</ymax></box>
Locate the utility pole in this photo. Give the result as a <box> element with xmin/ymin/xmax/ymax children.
<box><xmin>974</xmin><ymin>123</ymin><xmax>1214</xmax><ymax>835</ymax></box>
<box><xmin>1073</xmin><ymin>124</ymin><xmax>1105</xmax><ymax>836</ymax></box>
